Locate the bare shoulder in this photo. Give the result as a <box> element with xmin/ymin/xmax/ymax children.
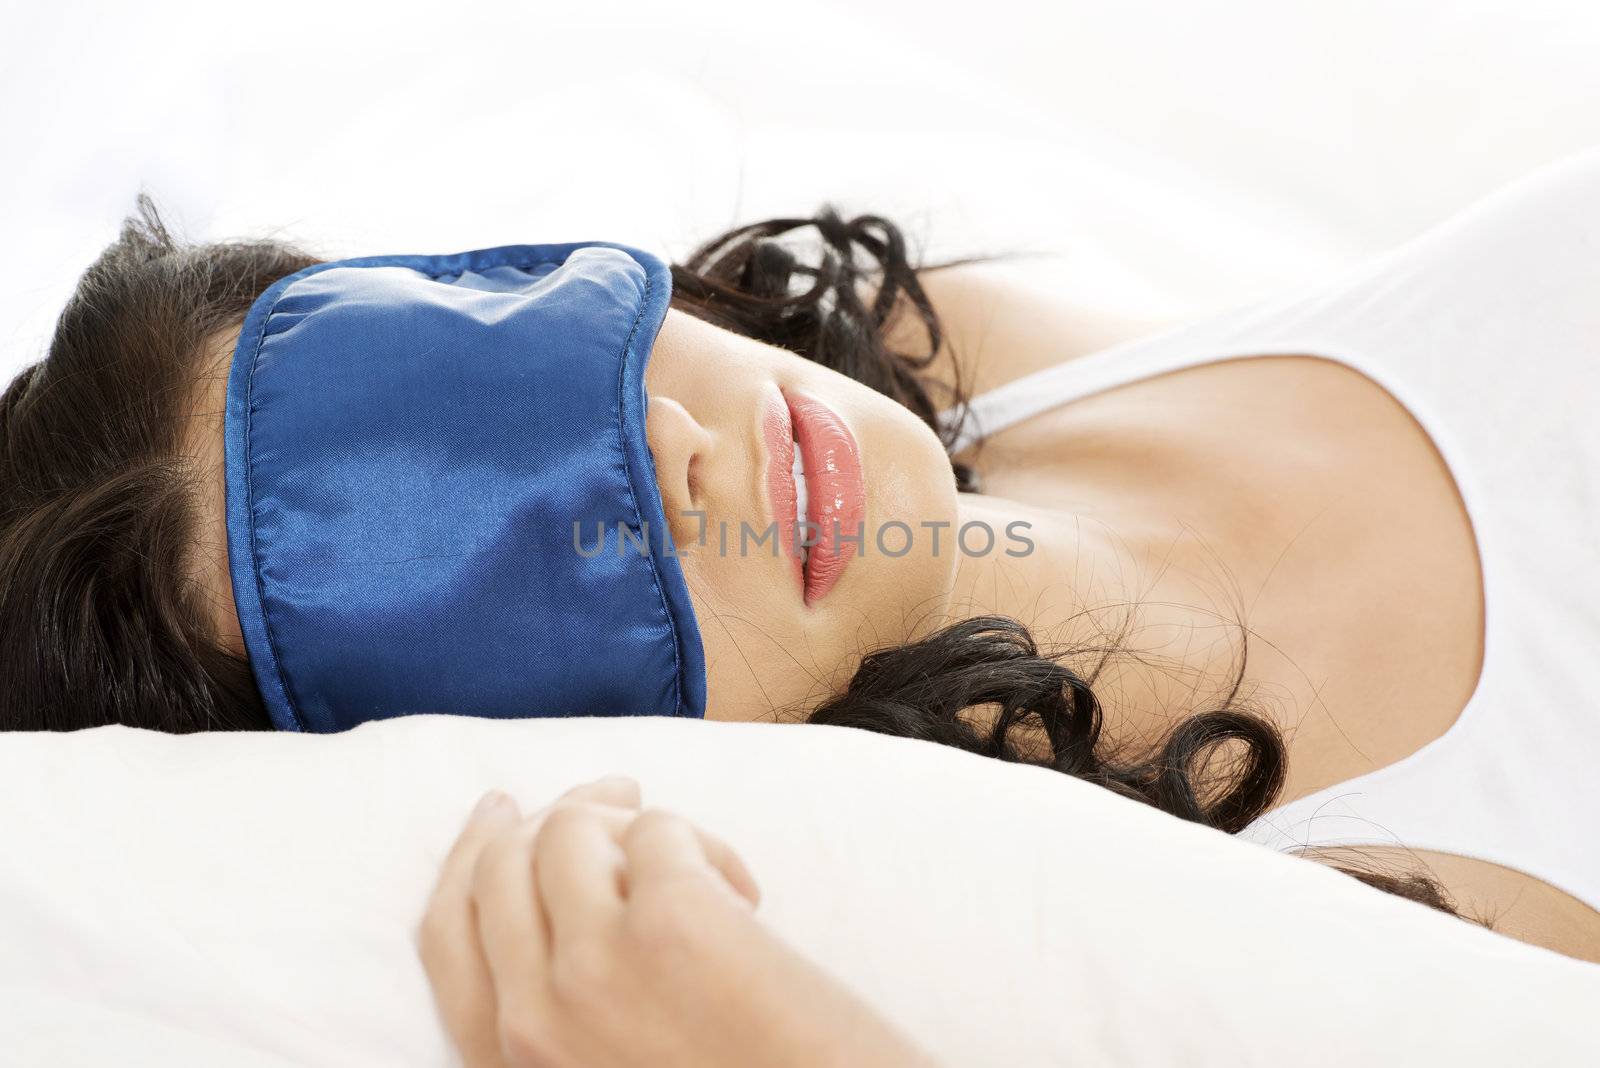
<box><xmin>1314</xmin><ymin>846</ymin><xmax>1600</xmax><ymax>965</ymax></box>
<box><xmin>864</xmin><ymin>257</ymin><xmax>1179</xmax><ymax>406</ymax></box>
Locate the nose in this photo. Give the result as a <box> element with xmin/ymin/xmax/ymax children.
<box><xmin>646</xmin><ymin>393</ymin><xmax>713</xmax><ymax>548</ymax></box>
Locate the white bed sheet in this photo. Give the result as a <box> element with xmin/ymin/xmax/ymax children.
<box><xmin>1</xmin><ymin>716</ymin><xmax>1596</xmax><ymax>1067</ymax></box>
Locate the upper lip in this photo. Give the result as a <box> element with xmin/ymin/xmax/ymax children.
<box><xmin>784</xmin><ymin>387</ymin><xmax>865</xmax><ymax>607</ymax></box>
<box><xmin>761</xmin><ymin>387</ymin><xmax>805</xmax><ymax>597</ymax></box>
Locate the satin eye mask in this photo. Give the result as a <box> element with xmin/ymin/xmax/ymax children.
<box><xmin>223</xmin><ymin>242</ymin><xmax>705</xmax><ymax>732</ymax></box>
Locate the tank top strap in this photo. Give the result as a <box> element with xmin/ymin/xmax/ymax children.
<box><xmin>936</xmin><ymin>274</ymin><xmax>1364</xmax><ymax>453</ymax></box>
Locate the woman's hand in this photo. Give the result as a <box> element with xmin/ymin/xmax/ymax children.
<box><xmin>417</xmin><ymin>775</ymin><xmax>940</xmax><ymax>1068</ymax></box>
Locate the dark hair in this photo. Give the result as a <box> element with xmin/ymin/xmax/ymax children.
<box><xmin>0</xmin><ymin>199</ymin><xmax>317</xmax><ymax>731</ymax></box>
<box><xmin>1</xmin><ymin>196</ymin><xmax>1463</xmax><ymax>918</ymax></box>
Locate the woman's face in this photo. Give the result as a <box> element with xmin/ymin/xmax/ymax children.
<box><xmin>190</xmin><ymin>308</ymin><xmax>962</xmax><ymax>723</ymax></box>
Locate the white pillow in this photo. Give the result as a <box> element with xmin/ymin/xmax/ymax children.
<box><xmin>0</xmin><ymin>715</ymin><xmax>1595</xmax><ymax>1066</ymax></box>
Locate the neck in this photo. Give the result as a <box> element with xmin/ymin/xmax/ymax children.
<box><xmin>944</xmin><ymin>489</ymin><xmax>1259</xmax><ymax>751</ymax></box>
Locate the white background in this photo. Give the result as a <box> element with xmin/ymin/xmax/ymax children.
<box><xmin>6</xmin><ymin>7</ymin><xmax>1600</xmax><ymax>1063</ymax></box>
<box><xmin>4</xmin><ymin>0</ymin><xmax>1600</xmax><ymax>383</ymax></box>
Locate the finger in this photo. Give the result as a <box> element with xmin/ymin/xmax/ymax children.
<box><xmin>433</xmin><ymin>790</ymin><xmax>523</xmax><ymax>909</ymax></box>
<box><xmin>553</xmin><ymin>774</ymin><xmax>642</xmax><ymax>811</ymax></box>
<box><xmin>621</xmin><ymin>808</ymin><xmax>762</xmax><ymax>909</ymax></box>
<box><xmin>692</xmin><ymin>827</ymin><xmax>762</xmax><ymax>909</ymax></box>
<box><xmin>421</xmin><ymin>791</ymin><xmax>521</xmax><ymax>1066</ymax></box>
<box><xmin>511</xmin><ymin>775</ymin><xmax>640</xmax><ymax>846</ymax></box>
<box><xmin>533</xmin><ymin>802</ymin><xmax>630</xmax><ymax>943</ymax></box>
<box><xmin>472</xmin><ymin>813</ymin><xmax>554</xmax><ymax>1015</ymax></box>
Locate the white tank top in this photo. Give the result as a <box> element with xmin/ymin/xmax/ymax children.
<box><xmin>940</xmin><ymin>147</ymin><xmax>1600</xmax><ymax>914</ymax></box>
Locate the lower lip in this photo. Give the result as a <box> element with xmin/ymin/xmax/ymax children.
<box><xmin>787</xmin><ymin>389</ymin><xmax>865</xmax><ymax>606</ymax></box>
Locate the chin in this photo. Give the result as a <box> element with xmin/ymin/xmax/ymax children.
<box><xmin>851</xmin><ymin>417</ymin><xmax>962</xmax><ymax>605</ymax></box>
<box><xmin>907</xmin><ymin>414</ymin><xmax>961</xmax><ymax>508</ymax></box>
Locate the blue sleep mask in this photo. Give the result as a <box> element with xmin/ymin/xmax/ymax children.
<box><xmin>223</xmin><ymin>242</ymin><xmax>705</xmax><ymax>732</ymax></box>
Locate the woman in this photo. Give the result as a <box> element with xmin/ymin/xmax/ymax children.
<box><xmin>4</xmin><ymin>149</ymin><xmax>1599</xmax><ymax>1053</ymax></box>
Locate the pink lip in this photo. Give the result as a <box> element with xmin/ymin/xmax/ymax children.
<box><xmin>760</xmin><ymin>387</ymin><xmax>867</xmax><ymax>606</ymax></box>
<box><xmin>761</xmin><ymin>389</ymin><xmax>805</xmax><ymax>597</ymax></box>
<box><xmin>788</xmin><ymin>389</ymin><xmax>865</xmax><ymax>606</ymax></box>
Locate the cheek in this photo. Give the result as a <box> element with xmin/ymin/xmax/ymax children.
<box><xmin>848</xmin><ymin>405</ymin><xmax>964</xmax><ymax>631</ymax></box>
<box><xmin>679</xmin><ymin>546</ymin><xmax>831</xmax><ymax>722</ymax></box>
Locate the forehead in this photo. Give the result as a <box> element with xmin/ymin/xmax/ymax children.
<box><xmin>180</xmin><ymin>324</ymin><xmax>246</xmax><ymax>656</ymax></box>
